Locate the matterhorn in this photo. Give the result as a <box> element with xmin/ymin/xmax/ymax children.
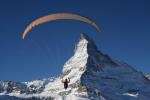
<box><xmin>0</xmin><ymin>34</ymin><xmax>150</xmax><ymax>100</ymax></box>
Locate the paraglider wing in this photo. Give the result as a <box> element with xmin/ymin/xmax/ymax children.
<box><xmin>22</xmin><ymin>13</ymin><xmax>101</xmax><ymax>39</ymax></box>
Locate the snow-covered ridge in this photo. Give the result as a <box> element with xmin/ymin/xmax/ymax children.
<box><xmin>0</xmin><ymin>33</ymin><xmax>150</xmax><ymax>100</ymax></box>
<box><xmin>146</xmin><ymin>74</ymin><xmax>150</xmax><ymax>80</ymax></box>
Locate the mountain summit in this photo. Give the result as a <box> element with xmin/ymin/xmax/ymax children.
<box><xmin>0</xmin><ymin>34</ymin><xmax>150</xmax><ymax>100</ymax></box>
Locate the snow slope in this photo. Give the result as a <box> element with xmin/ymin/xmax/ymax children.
<box><xmin>0</xmin><ymin>33</ymin><xmax>150</xmax><ymax>100</ymax></box>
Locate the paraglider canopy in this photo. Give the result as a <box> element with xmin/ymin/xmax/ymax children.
<box><xmin>22</xmin><ymin>13</ymin><xmax>101</xmax><ymax>39</ymax></box>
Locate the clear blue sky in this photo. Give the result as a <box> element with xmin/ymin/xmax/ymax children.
<box><xmin>0</xmin><ymin>0</ymin><xmax>150</xmax><ymax>82</ymax></box>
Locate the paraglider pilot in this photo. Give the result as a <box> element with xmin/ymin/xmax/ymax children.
<box><xmin>61</xmin><ymin>78</ymin><xmax>70</xmax><ymax>90</ymax></box>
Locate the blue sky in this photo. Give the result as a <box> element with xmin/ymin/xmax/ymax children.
<box><xmin>0</xmin><ymin>0</ymin><xmax>150</xmax><ymax>82</ymax></box>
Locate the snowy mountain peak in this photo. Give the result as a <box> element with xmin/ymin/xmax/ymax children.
<box><xmin>61</xmin><ymin>33</ymin><xmax>119</xmax><ymax>92</ymax></box>
<box><xmin>62</xmin><ymin>33</ymin><xmax>104</xmax><ymax>79</ymax></box>
<box><xmin>60</xmin><ymin>34</ymin><xmax>150</xmax><ymax>99</ymax></box>
<box><xmin>75</xmin><ymin>33</ymin><xmax>113</xmax><ymax>62</ymax></box>
<box><xmin>75</xmin><ymin>33</ymin><xmax>99</xmax><ymax>55</ymax></box>
<box><xmin>0</xmin><ymin>34</ymin><xmax>150</xmax><ymax>100</ymax></box>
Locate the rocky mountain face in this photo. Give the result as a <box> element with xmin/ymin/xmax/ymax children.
<box><xmin>0</xmin><ymin>33</ymin><xmax>150</xmax><ymax>100</ymax></box>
